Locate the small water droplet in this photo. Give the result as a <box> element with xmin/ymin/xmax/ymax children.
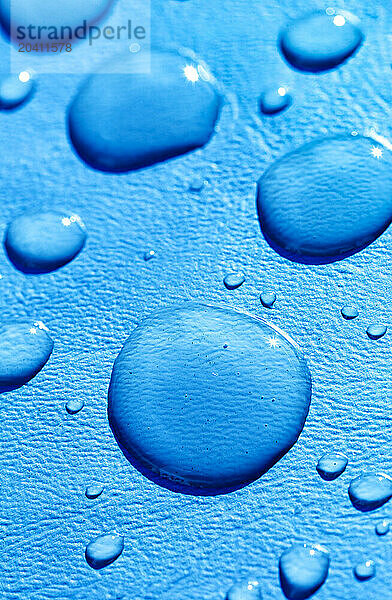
<box><xmin>366</xmin><ymin>324</ymin><xmax>387</xmax><ymax>340</ymax></box>
<box><xmin>260</xmin><ymin>291</ymin><xmax>276</xmax><ymax>308</ymax></box>
<box><xmin>279</xmin><ymin>543</ymin><xmax>330</xmax><ymax>599</ymax></box>
<box><xmin>0</xmin><ymin>72</ymin><xmax>35</xmax><ymax>109</ymax></box>
<box><xmin>189</xmin><ymin>176</ymin><xmax>205</xmax><ymax>191</ymax></box>
<box><xmin>317</xmin><ymin>452</ymin><xmax>348</xmax><ymax>481</ymax></box>
<box><xmin>354</xmin><ymin>560</ymin><xmax>376</xmax><ymax>581</ymax></box>
<box><xmin>4</xmin><ymin>211</ymin><xmax>87</xmax><ymax>274</ymax></box>
<box><xmin>66</xmin><ymin>399</ymin><xmax>84</xmax><ymax>415</ymax></box>
<box><xmin>223</xmin><ymin>272</ymin><xmax>245</xmax><ymax>290</ymax></box>
<box><xmin>375</xmin><ymin>519</ymin><xmax>390</xmax><ymax>536</ymax></box>
<box><xmin>85</xmin><ymin>533</ymin><xmax>124</xmax><ymax>570</ymax></box>
<box><xmin>85</xmin><ymin>484</ymin><xmax>104</xmax><ymax>499</ymax></box>
<box><xmin>279</xmin><ymin>11</ymin><xmax>364</xmax><ymax>72</ymax></box>
<box><xmin>226</xmin><ymin>579</ymin><xmax>263</xmax><ymax>599</ymax></box>
<box><xmin>349</xmin><ymin>473</ymin><xmax>392</xmax><ymax>512</ymax></box>
<box><xmin>144</xmin><ymin>250</ymin><xmax>156</xmax><ymax>261</ymax></box>
<box><xmin>259</xmin><ymin>87</ymin><xmax>292</xmax><ymax>115</ymax></box>
<box><xmin>341</xmin><ymin>306</ymin><xmax>358</xmax><ymax>320</ymax></box>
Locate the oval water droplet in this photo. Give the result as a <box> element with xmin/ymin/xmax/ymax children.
<box><xmin>189</xmin><ymin>176</ymin><xmax>205</xmax><ymax>191</ymax></box>
<box><xmin>349</xmin><ymin>473</ymin><xmax>392</xmax><ymax>512</ymax></box>
<box><xmin>226</xmin><ymin>579</ymin><xmax>263</xmax><ymax>599</ymax></box>
<box><xmin>279</xmin><ymin>10</ymin><xmax>364</xmax><ymax>72</ymax></box>
<box><xmin>354</xmin><ymin>560</ymin><xmax>376</xmax><ymax>581</ymax></box>
<box><xmin>66</xmin><ymin>399</ymin><xmax>84</xmax><ymax>415</ymax></box>
<box><xmin>85</xmin><ymin>484</ymin><xmax>104</xmax><ymax>499</ymax></box>
<box><xmin>317</xmin><ymin>452</ymin><xmax>348</xmax><ymax>481</ymax></box>
<box><xmin>68</xmin><ymin>51</ymin><xmax>222</xmax><ymax>172</ymax></box>
<box><xmin>0</xmin><ymin>71</ymin><xmax>35</xmax><ymax>110</ymax></box>
<box><xmin>259</xmin><ymin>87</ymin><xmax>292</xmax><ymax>115</ymax></box>
<box><xmin>4</xmin><ymin>211</ymin><xmax>87</xmax><ymax>274</ymax></box>
<box><xmin>85</xmin><ymin>533</ymin><xmax>124</xmax><ymax>570</ymax></box>
<box><xmin>260</xmin><ymin>291</ymin><xmax>276</xmax><ymax>308</ymax></box>
<box><xmin>341</xmin><ymin>305</ymin><xmax>358</xmax><ymax>320</ymax></box>
<box><xmin>279</xmin><ymin>543</ymin><xmax>330</xmax><ymax>600</ymax></box>
<box><xmin>366</xmin><ymin>324</ymin><xmax>387</xmax><ymax>340</ymax></box>
<box><xmin>108</xmin><ymin>303</ymin><xmax>311</xmax><ymax>494</ymax></box>
<box><xmin>375</xmin><ymin>519</ymin><xmax>390</xmax><ymax>536</ymax></box>
<box><xmin>223</xmin><ymin>272</ymin><xmax>245</xmax><ymax>290</ymax></box>
<box><xmin>257</xmin><ymin>135</ymin><xmax>392</xmax><ymax>264</ymax></box>
<box><xmin>0</xmin><ymin>322</ymin><xmax>53</xmax><ymax>392</ymax></box>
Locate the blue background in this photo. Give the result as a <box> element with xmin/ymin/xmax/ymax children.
<box><xmin>1</xmin><ymin>1</ymin><xmax>392</xmax><ymax>598</ymax></box>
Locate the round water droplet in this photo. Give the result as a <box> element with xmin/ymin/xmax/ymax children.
<box><xmin>257</xmin><ymin>135</ymin><xmax>392</xmax><ymax>264</ymax></box>
<box><xmin>66</xmin><ymin>399</ymin><xmax>84</xmax><ymax>415</ymax></box>
<box><xmin>341</xmin><ymin>306</ymin><xmax>358</xmax><ymax>320</ymax></box>
<box><xmin>4</xmin><ymin>211</ymin><xmax>87</xmax><ymax>274</ymax></box>
<box><xmin>85</xmin><ymin>533</ymin><xmax>124</xmax><ymax>570</ymax></box>
<box><xmin>85</xmin><ymin>483</ymin><xmax>104</xmax><ymax>499</ymax></box>
<box><xmin>366</xmin><ymin>324</ymin><xmax>387</xmax><ymax>340</ymax></box>
<box><xmin>226</xmin><ymin>579</ymin><xmax>263</xmax><ymax>600</ymax></box>
<box><xmin>0</xmin><ymin>72</ymin><xmax>35</xmax><ymax>110</ymax></box>
<box><xmin>375</xmin><ymin>519</ymin><xmax>390</xmax><ymax>536</ymax></box>
<box><xmin>279</xmin><ymin>543</ymin><xmax>330</xmax><ymax>600</ymax></box>
<box><xmin>68</xmin><ymin>51</ymin><xmax>222</xmax><ymax>172</ymax></box>
<box><xmin>144</xmin><ymin>250</ymin><xmax>156</xmax><ymax>261</ymax></box>
<box><xmin>316</xmin><ymin>452</ymin><xmax>348</xmax><ymax>481</ymax></box>
<box><xmin>260</xmin><ymin>291</ymin><xmax>276</xmax><ymax>308</ymax></box>
<box><xmin>189</xmin><ymin>176</ymin><xmax>205</xmax><ymax>191</ymax></box>
<box><xmin>223</xmin><ymin>272</ymin><xmax>245</xmax><ymax>290</ymax></box>
<box><xmin>259</xmin><ymin>87</ymin><xmax>292</xmax><ymax>115</ymax></box>
<box><xmin>0</xmin><ymin>322</ymin><xmax>53</xmax><ymax>392</ymax></box>
<box><xmin>108</xmin><ymin>303</ymin><xmax>311</xmax><ymax>494</ymax></box>
<box><xmin>279</xmin><ymin>10</ymin><xmax>364</xmax><ymax>72</ymax></box>
<box><xmin>349</xmin><ymin>473</ymin><xmax>392</xmax><ymax>512</ymax></box>
<box><xmin>354</xmin><ymin>560</ymin><xmax>376</xmax><ymax>581</ymax></box>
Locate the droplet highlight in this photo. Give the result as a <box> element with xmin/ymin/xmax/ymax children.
<box><xmin>317</xmin><ymin>452</ymin><xmax>348</xmax><ymax>481</ymax></box>
<box><xmin>260</xmin><ymin>291</ymin><xmax>276</xmax><ymax>308</ymax></box>
<box><xmin>259</xmin><ymin>87</ymin><xmax>292</xmax><ymax>115</ymax></box>
<box><xmin>366</xmin><ymin>324</ymin><xmax>387</xmax><ymax>340</ymax></box>
<box><xmin>226</xmin><ymin>579</ymin><xmax>263</xmax><ymax>599</ymax></box>
<box><xmin>85</xmin><ymin>484</ymin><xmax>104</xmax><ymax>499</ymax></box>
<box><xmin>341</xmin><ymin>306</ymin><xmax>358</xmax><ymax>320</ymax></box>
<box><xmin>66</xmin><ymin>399</ymin><xmax>84</xmax><ymax>415</ymax></box>
<box><xmin>0</xmin><ymin>72</ymin><xmax>35</xmax><ymax>110</ymax></box>
<box><xmin>279</xmin><ymin>543</ymin><xmax>330</xmax><ymax>599</ymax></box>
<box><xmin>223</xmin><ymin>272</ymin><xmax>245</xmax><ymax>290</ymax></box>
<box><xmin>349</xmin><ymin>473</ymin><xmax>392</xmax><ymax>512</ymax></box>
<box><xmin>354</xmin><ymin>560</ymin><xmax>376</xmax><ymax>581</ymax></box>
<box><xmin>375</xmin><ymin>519</ymin><xmax>390</xmax><ymax>536</ymax></box>
<box><xmin>85</xmin><ymin>533</ymin><xmax>124</xmax><ymax>570</ymax></box>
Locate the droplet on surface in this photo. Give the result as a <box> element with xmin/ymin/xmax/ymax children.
<box><xmin>68</xmin><ymin>51</ymin><xmax>222</xmax><ymax>172</ymax></box>
<box><xmin>256</xmin><ymin>135</ymin><xmax>392</xmax><ymax>264</ymax></box>
<box><xmin>366</xmin><ymin>324</ymin><xmax>387</xmax><ymax>340</ymax></box>
<box><xmin>354</xmin><ymin>560</ymin><xmax>376</xmax><ymax>581</ymax></box>
<box><xmin>316</xmin><ymin>452</ymin><xmax>348</xmax><ymax>481</ymax></box>
<box><xmin>260</xmin><ymin>291</ymin><xmax>276</xmax><ymax>308</ymax></box>
<box><xmin>189</xmin><ymin>176</ymin><xmax>205</xmax><ymax>191</ymax></box>
<box><xmin>0</xmin><ymin>72</ymin><xmax>35</xmax><ymax>110</ymax></box>
<box><xmin>223</xmin><ymin>272</ymin><xmax>245</xmax><ymax>290</ymax></box>
<box><xmin>226</xmin><ymin>579</ymin><xmax>263</xmax><ymax>599</ymax></box>
<box><xmin>279</xmin><ymin>10</ymin><xmax>364</xmax><ymax>72</ymax></box>
<box><xmin>349</xmin><ymin>473</ymin><xmax>392</xmax><ymax>512</ymax></box>
<box><xmin>108</xmin><ymin>302</ymin><xmax>311</xmax><ymax>495</ymax></box>
<box><xmin>259</xmin><ymin>87</ymin><xmax>292</xmax><ymax>115</ymax></box>
<box><xmin>341</xmin><ymin>306</ymin><xmax>358</xmax><ymax>320</ymax></box>
<box><xmin>85</xmin><ymin>533</ymin><xmax>124</xmax><ymax>570</ymax></box>
<box><xmin>375</xmin><ymin>519</ymin><xmax>390</xmax><ymax>536</ymax></box>
<box><xmin>85</xmin><ymin>484</ymin><xmax>104</xmax><ymax>499</ymax></box>
<box><xmin>144</xmin><ymin>250</ymin><xmax>156</xmax><ymax>261</ymax></box>
<box><xmin>0</xmin><ymin>322</ymin><xmax>53</xmax><ymax>392</ymax></box>
<box><xmin>4</xmin><ymin>211</ymin><xmax>87</xmax><ymax>274</ymax></box>
<box><xmin>279</xmin><ymin>543</ymin><xmax>330</xmax><ymax>599</ymax></box>
<box><xmin>66</xmin><ymin>399</ymin><xmax>84</xmax><ymax>415</ymax></box>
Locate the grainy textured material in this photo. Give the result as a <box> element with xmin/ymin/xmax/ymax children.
<box><xmin>0</xmin><ymin>1</ymin><xmax>391</xmax><ymax>599</ymax></box>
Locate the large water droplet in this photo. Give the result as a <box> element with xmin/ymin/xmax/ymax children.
<box><xmin>366</xmin><ymin>324</ymin><xmax>387</xmax><ymax>340</ymax></box>
<box><xmin>0</xmin><ymin>71</ymin><xmax>35</xmax><ymax>110</ymax></box>
<box><xmin>223</xmin><ymin>272</ymin><xmax>245</xmax><ymax>290</ymax></box>
<box><xmin>65</xmin><ymin>399</ymin><xmax>84</xmax><ymax>415</ymax></box>
<box><xmin>316</xmin><ymin>452</ymin><xmax>348</xmax><ymax>481</ymax></box>
<box><xmin>341</xmin><ymin>305</ymin><xmax>358</xmax><ymax>320</ymax></box>
<box><xmin>108</xmin><ymin>303</ymin><xmax>311</xmax><ymax>494</ymax></box>
<box><xmin>354</xmin><ymin>560</ymin><xmax>376</xmax><ymax>581</ymax></box>
<box><xmin>279</xmin><ymin>10</ymin><xmax>364</xmax><ymax>72</ymax></box>
<box><xmin>257</xmin><ymin>135</ymin><xmax>392</xmax><ymax>264</ymax></box>
<box><xmin>85</xmin><ymin>533</ymin><xmax>124</xmax><ymax>570</ymax></box>
<box><xmin>226</xmin><ymin>579</ymin><xmax>263</xmax><ymax>599</ymax></box>
<box><xmin>279</xmin><ymin>543</ymin><xmax>330</xmax><ymax>600</ymax></box>
<box><xmin>4</xmin><ymin>211</ymin><xmax>87</xmax><ymax>274</ymax></box>
<box><xmin>68</xmin><ymin>51</ymin><xmax>222</xmax><ymax>172</ymax></box>
<box><xmin>259</xmin><ymin>87</ymin><xmax>292</xmax><ymax>115</ymax></box>
<box><xmin>0</xmin><ymin>321</ymin><xmax>53</xmax><ymax>392</ymax></box>
<box><xmin>85</xmin><ymin>483</ymin><xmax>104</xmax><ymax>499</ymax></box>
<box><xmin>260</xmin><ymin>291</ymin><xmax>276</xmax><ymax>308</ymax></box>
<box><xmin>375</xmin><ymin>519</ymin><xmax>390</xmax><ymax>536</ymax></box>
<box><xmin>349</xmin><ymin>473</ymin><xmax>392</xmax><ymax>512</ymax></box>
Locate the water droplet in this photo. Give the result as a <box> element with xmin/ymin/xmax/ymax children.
<box><xmin>366</xmin><ymin>324</ymin><xmax>387</xmax><ymax>340</ymax></box>
<box><xmin>279</xmin><ymin>543</ymin><xmax>330</xmax><ymax>600</ymax></box>
<box><xmin>259</xmin><ymin>87</ymin><xmax>292</xmax><ymax>115</ymax></box>
<box><xmin>260</xmin><ymin>291</ymin><xmax>276</xmax><ymax>308</ymax></box>
<box><xmin>256</xmin><ymin>135</ymin><xmax>392</xmax><ymax>264</ymax></box>
<box><xmin>0</xmin><ymin>72</ymin><xmax>35</xmax><ymax>110</ymax></box>
<box><xmin>85</xmin><ymin>533</ymin><xmax>124</xmax><ymax>570</ymax></box>
<box><xmin>354</xmin><ymin>560</ymin><xmax>376</xmax><ymax>581</ymax></box>
<box><xmin>223</xmin><ymin>272</ymin><xmax>245</xmax><ymax>290</ymax></box>
<box><xmin>279</xmin><ymin>10</ymin><xmax>364</xmax><ymax>72</ymax></box>
<box><xmin>189</xmin><ymin>176</ymin><xmax>205</xmax><ymax>191</ymax></box>
<box><xmin>108</xmin><ymin>303</ymin><xmax>311</xmax><ymax>494</ymax></box>
<box><xmin>341</xmin><ymin>306</ymin><xmax>358</xmax><ymax>320</ymax></box>
<box><xmin>85</xmin><ymin>484</ymin><xmax>104</xmax><ymax>499</ymax></box>
<box><xmin>349</xmin><ymin>473</ymin><xmax>392</xmax><ymax>512</ymax></box>
<box><xmin>317</xmin><ymin>452</ymin><xmax>348</xmax><ymax>481</ymax></box>
<box><xmin>375</xmin><ymin>519</ymin><xmax>390</xmax><ymax>536</ymax></box>
<box><xmin>66</xmin><ymin>399</ymin><xmax>84</xmax><ymax>415</ymax></box>
<box><xmin>4</xmin><ymin>211</ymin><xmax>87</xmax><ymax>274</ymax></box>
<box><xmin>68</xmin><ymin>51</ymin><xmax>222</xmax><ymax>172</ymax></box>
<box><xmin>226</xmin><ymin>579</ymin><xmax>263</xmax><ymax>599</ymax></box>
<box><xmin>0</xmin><ymin>322</ymin><xmax>53</xmax><ymax>392</ymax></box>
<box><xmin>144</xmin><ymin>250</ymin><xmax>156</xmax><ymax>261</ymax></box>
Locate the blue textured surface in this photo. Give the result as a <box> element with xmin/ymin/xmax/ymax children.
<box><xmin>1</xmin><ymin>1</ymin><xmax>392</xmax><ymax>599</ymax></box>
